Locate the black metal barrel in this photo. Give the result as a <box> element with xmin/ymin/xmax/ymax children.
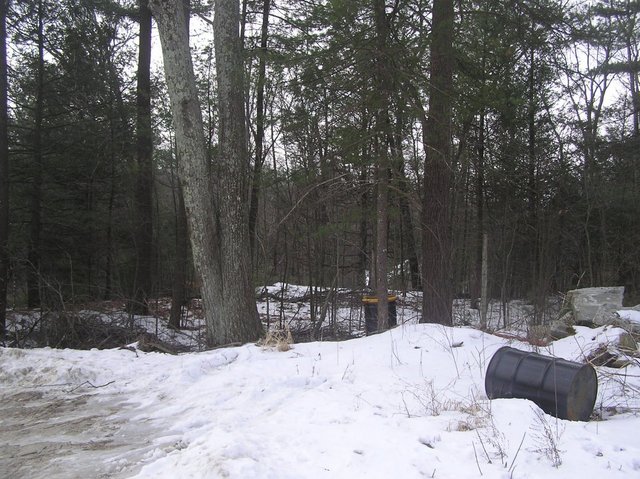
<box><xmin>362</xmin><ymin>295</ymin><xmax>397</xmax><ymax>334</ymax></box>
<box><xmin>485</xmin><ymin>346</ymin><xmax>598</xmax><ymax>421</ymax></box>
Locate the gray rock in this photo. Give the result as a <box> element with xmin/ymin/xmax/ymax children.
<box><xmin>616</xmin><ymin>331</ymin><xmax>638</xmax><ymax>352</ymax></box>
<box><xmin>565</xmin><ymin>286</ymin><xmax>625</xmax><ymax>327</ymax></box>
<box><xmin>548</xmin><ymin>311</ymin><xmax>576</xmax><ymax>340</ymax></box>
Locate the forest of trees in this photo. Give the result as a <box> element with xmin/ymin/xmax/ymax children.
<box><xmin>0</xmin><ymin>0</ymin><xmax>638</xmax><ymax>345</ymax></box>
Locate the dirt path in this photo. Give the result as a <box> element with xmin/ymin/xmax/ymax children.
<box><xmin>0</xmin><ymin>387</ymin><xmax>169</xmax><ymax>479</ymax></box>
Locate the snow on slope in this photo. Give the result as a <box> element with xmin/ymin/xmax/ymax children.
<box><xmin>1</xmin><ymin>324</ymin><xmax>640</xmax><ymax>479</ymax></box>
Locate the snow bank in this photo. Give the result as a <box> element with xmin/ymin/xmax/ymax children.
<box><xmin>1</xmin><ymin>323</ymin><xmax>639</xmax><ymax>479</ymax></box>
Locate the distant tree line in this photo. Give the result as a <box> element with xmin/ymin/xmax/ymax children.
<box><xmin>0</xmin><ymin>0</ymin><xmax>638</xmax><ymax>343</ymax></box>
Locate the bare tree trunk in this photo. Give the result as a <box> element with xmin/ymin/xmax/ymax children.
<box><xmin>150</xmin><ymin>0</ymin><xmax>262</xmax><ymax>344</ymax></box>
<box><xmin>359</xmin><ymin>163</ymin><xmax>369</xmax><ymax>288</ymax></box>
<box><xmin>149</xmin><ymin>0</ymin><xmax>224</xmax><ymax>344</ymax></box>
<box><xmin>627</xmin><ymin>41</ymin><xmax>639</xmax><ymax>137</ymax></box>
<box><xmin>373</xmin><ymin>0</ymin><xmax>391</xmax><ymax>331</ymax></box>
<box><xmin>248</xmin><ymin>0</ymin><xmax>271</xmax><ymax>259</ymax></box>
<box><xmin>166</xmin><ymin>0</ymin><xmax>191</xmax><ymax>331</ymax></box>
<box><xmin>169</xmin><ymin>180</ymin><xmax>188</xmax><ymax>329</ymax></box>
<box><xmin>390</xmin><ymin>108</ymin><xmax>421</xmax><ymax>290</ymax></box>
<box><xmin>527</xmin><ymin>46</ymin><xmax>544</xmax><ymax>324</ymax></box>
<box><xmin>27</xmin><ymin>0</ymin><xmax>44</xmax><ymax>308</ymax></box>
<box><xmin>375</xmin><ymin>138</ymin><xmax>389</xmax><ymax>330</ymax></box>
<box><xmin>102</xmin><ymin>24</ymin><xmax>131</xmax><ymax>300</ymax></box>
<box><xmin>0</xmin><ymin>0</ymin><xmax>9</xmax><ymax>339</ymax></box>
<box><xmin>104</xmin><ymin>146</ymin><xmax>115</xmax><ymax>299</ymax></box>
<box><xmin>240</xmin><ymin>0</ymin><xmax>248</xmax><ymax>46</ymax></box>
<box><xmin>471</xmin><ymin>107</ymin><xmax>485</xmax><ymax>310</ymax></box>
<box><xmin>214</xmin><ymin>0</ymin><xmax>262</xmax><ymax>342</ymax></box>
<box><xmin>129</xmin><ymin>0</ymin><xmax>154</xmax><ymax>315</ymax></box>
<box><xmin>358</xmin><ymin>111</ymin><xmax>369</xmax><ymax>289</ymax></box>
<box><xmin>480</xmin><ymin>233</ymin><xmax>489</xmax><ymax>329</ymax></box>
<box><xmin>421</xmin><ymin>0</ymin><xmax>454</xmax><ymax>325</ymax></box>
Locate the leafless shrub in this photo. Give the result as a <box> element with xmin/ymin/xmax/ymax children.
<box><xmin>403</xmin><ymin>380</ymin><xmax>491</xmax><ymax>433</ymax></box>
<box><xmin>403</xmin><ymin>380</ymin><xmax>450</xmax><ymax>416</ymax></box>
<box><xmin>43</xmin><ymin>309</ymin><xmax>146</xmax><ymax>349</ymax></box>
<box><xmin>531</xmin><ymin>408</ymin><xmax>564</xmax><ymax>468</ymax></box>
<box><xmin>6</xmin><ymin>303</ymin><xmax>148</xmax><ymax>350</ymax></box>
<box><xmin>476</xmin><ymin>415</ymin><xmax>509</xmax><ymax>467</ymax></box>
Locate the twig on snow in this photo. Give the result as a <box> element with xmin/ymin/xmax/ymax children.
<box><xmin>472</xmin><ymin>441</ymin><xmax>484</xmax><ymax>476</ymax></box>
<box><xmin>475</xmin><ymin>429</ymin><xmax>492</xmax><ymax>464</ymax></box>
<box><xmin>67</xmin><ymin>380</ymin><xmax>115</xmax><ymax>393</ymax></box>
<box><xmin>509</xmin><ymin>432</ymin><xmax>526</xmax><ymax>473</ymax></box>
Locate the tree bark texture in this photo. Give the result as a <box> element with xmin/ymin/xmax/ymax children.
<box><xmin>248</xmin><ymin>0</ymin><xmax>271</xmax><ymax>259</ymax></box>
<box><xmin>150</xmin><ymin>0</ymin><xmax>261</xmax><ymax>345</ymax></box>
<box><xmin>213</xmin><ymin>0</ymin><xmax>262</xmax><ymax>342</ymax></box>
<box><xmin>149</xmin><ymin>0</ymin><xmax>224</xmax><ymax>344</ymax></box>
<box><xmin>480</xmin><ymin>233</ymin><xmax>489</xmax><ymax>329</ymax></box>
<box><xmin>471</xmin><ymin>107</ymin><xmax>485</xmax><ymax>310</ymax></box>
<box><xmin>167</xmin><ymin>0</ymin><xmax>191</xmax><ymax>330</ymax></box>
<box><xmin>391</xmin><ymin>121</ymin><xmax>421</xmax><ymax>290</ymax></box>
<box><xmin>373</xmin><ymin>0</ymin><xmax>392</xmax><ymax>331</ymax></box>
<box><xmin>169</xmin><ymin>180</ymin><xmax>188</xmax><ymax>329</ymax></box>
<box><xmin>0</xmin><ymin>0</ymin><xmax>9</xmax><ymax>338</ymax></box>
<box><xmin>359</xmin><ymin>156</ymin><xmax>369</xmax><ymax>288</ymax></box>
<box><xmin>374</xmin><ymin>139</ymin><xmax>389</xmax><ymax>331</ymax></box>
<box><xmin>130</xmin><ymin>0</ymin><xmax>154</xmax><ymax>315</ymax></box>
<box><xmin>27</xmin><ymin>0</ymin><xmax>44</xmax><ymax>308</ymax></box>
<box><xmin>421</xmin><ymin>0</ymin><xmax>454</xmax><ymax>325</ymax></box>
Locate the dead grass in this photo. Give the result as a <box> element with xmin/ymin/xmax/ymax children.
<box><xmin>258</xmin><ymin>327</ymin><xmax>294</xmax><ymax>352</ymax></box>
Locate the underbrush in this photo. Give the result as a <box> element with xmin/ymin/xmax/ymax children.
<box><xmin>3</xmin><ymin>299</ymin><xmax>205</xmax><ymax>351</ymax></box>
<box><xmin>5</xmin><ymin>308</ymin><xmax>146</xmax><ymax>349</ymax></box>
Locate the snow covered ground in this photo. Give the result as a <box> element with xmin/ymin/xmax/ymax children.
<box><xmin>2</xmin><ymin>308</ymin><xmax>640</xmax><ymax>478</ymax></box>
<box><xmin>619</xmin><ymin>309</ymin><xmax>640</xmax><ymax>325</ymax></box>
